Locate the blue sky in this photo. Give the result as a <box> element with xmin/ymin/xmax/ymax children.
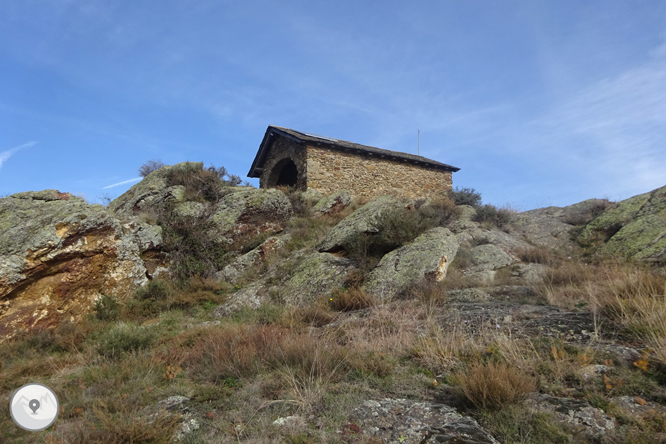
<box><xmin>1</xmin><ymin>1</ymin><xmax>665</xmax><ymax>210</ymax></box>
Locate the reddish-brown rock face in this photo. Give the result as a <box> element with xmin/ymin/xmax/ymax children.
<box><xmin>0</xmin><ymin>191</ymin><xmax>165</xmax><ymax>338</ymax></box>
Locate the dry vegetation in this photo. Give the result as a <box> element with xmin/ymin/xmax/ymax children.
<box><xmin>2</xmin><ymin>185</ymin><xmax>666</xmax><ymax>443</ymax></box>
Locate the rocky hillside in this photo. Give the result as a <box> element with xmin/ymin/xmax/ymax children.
<box><xmin>1</xmin><ymin>162</ymin><xmax>665</xmax><ymax>443</ymax></box>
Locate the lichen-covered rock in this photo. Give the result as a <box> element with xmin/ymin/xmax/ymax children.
<box><xmin>597</xmin><ymin>213</ymin><xmax>666</xmax><ymax>261</ymax></box>
<box><xmin>121</xmin><ymin>220</ymin><xmax>169</xmax><ymax>279</ymax></box>
<box><xmin>510</xmin><ymin>199</ymin><xmax>609</xmax><ymax>252</ymax></box>
<box><xmin>349</xmin><ymin>398</ymin><xmax>498</xmax><ymax>444</ymax></box>
<box><xmin>216</xmin><ymin>235</ymin><xmax>289</xmax><ymax>284</ymax></box>
<box><xmin>278</xmin><ymin>252</ymin><xmax>355</xmax><ymax>306</ymax></box>
<box><xmin>0</xmin><ymin>191</ymin><xmax>154</xmax><ymax>337</ymax></box>
<box><xmin>458</xmin><ymin>244</ymin><xmax>517</xmax><ymax>282</ymax></box>
<box><xmin>448</xmin><ymin>205</ymin><xmax>478</xmax><ymax>233</ymax></box>
<box><xmin>508</xmin><ymin>263</ymin><xmax>548</xmax><ymax>283</ymax></box>
<box><xmin>525</xmin><ymin>394</ymin><xmax>615</xmax><ymax>438</ymax></box>
<box><xmin>312</xmin><ymin>190</ymin><xmax>352</xmax><ymax>217</ymax></box>
<box><xmin>210</xmin><ymin>188</ymin><xmax>292</xmax><ymax>243</ymax></box>
<box><xmin>577</xmin><ymin>184</ymin><xmax>666</xmax><ymax>262</ymax></box>
<box><xmin>455</xmin><ymin>227</ymin><xmax>532</xmax><ymax>254</ymax></box>
<box><xmin>122</xmin><ymin>220</ymin><xmax>163</xmax><ymax>252</ymax></box>
<box><xmin>212</xmin><ymin>281</ymin><xmax>268</xmax><ymax>318</ymax></box>
<box><xmin>173</xmin><ymin>201</ymin><xmax>207</xmax><ymax>218</ymax></box>
<box><xmin>107</xmin><ymin>162</ymin><xmax>201</xmax><ymax>217</ymax></box>
<box><xmin>300</xmin><ymin>188</ymin><xmax>324</xmax><ymax>206</ymax></box>
<box><xmin>447</xmin><ymin>288</ymin><xmax>492</xmax><ymax>302</ymax></box>
<box><xmin>469</xmin><ymin>244</ymin><xmax>514</xmax><ymax>270</ymax></box>
<box><xmin>364</xmin><ymin>227</ymin><xmax>459</xmax><ymax>301</ymax></box>
<box><xmin>214</xmin><ymin>250</ymin><xmax>353</xmax><ymax>314</ymax></box>
<box><xmin>317</xmin><ymin>195</ymin><xmax>405</xmax><ymax>252</ymax></box>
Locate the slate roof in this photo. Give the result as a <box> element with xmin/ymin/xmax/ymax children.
<box><xmin>247</xmin><ymin>125</ymin><xmax>460</xmax><ymax>177</ymax></box>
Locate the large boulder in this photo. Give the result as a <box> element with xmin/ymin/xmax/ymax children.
<box><xmin>210</xmin><ymin>187</ymin><xmax>292</xmax><ymax>244</ymax></box>
<box><xmin>215</xmin><ymin>235</ymin><xmax>289</xmax><ymax>284</ymax></box>
<box><xmin>349</xmin><ymin>398</ymin><xmax>498</xmax><ymax>444</ymax></box>
<box><xmin>455</xmin><ymin>227</ymin><xmax>532</xmax><ymax>254</ymax></box>
<box><xmin>317</xmin><ymin>195</ymin><xmax>406</xmax><ymax>252</ymax></box>
<box><xmin>462</xmin><ymin>244</ymin><xmax>516</xmax><ymax>282</ymax></box>
<box><xmin>364</xmin><ymin>227</ymin><xmax>459</xmax><ymax>301</ymax></box>
<box><xmin>277</xmin><ymin>252</ymin><xmax>355</xmax><ymax>306</ymax></box>
<box><xmin>577</xmin><ymin>184</ymin><xmax>666</xmax><ymax>262</ymax></box>
<box><xmin>311</xmin><ymin>190</ymin><xmax>352</xmax><ymax>217</ymax></box>
<box><xmin>214</xmin><ymin>251</ymin><xmax>354</xmax><ymax>316</ymax></box>
<box><xmin>0</xmin><ymin>191</ymin><xmax>161</xmax><ymax>337</ymax></box>
<box><xmin>510</xmin><ymin>199</ymin><xmax>609</xmax><ymax>253</ymax></box>
<box><xmin>107</xmin><ymin>161</ymin><xmax>201</xmax><ymax>218</ymax></box>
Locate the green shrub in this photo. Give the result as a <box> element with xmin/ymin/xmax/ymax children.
<box><xmin>96</xmin><ymin>323</ymin><xmax>157</xmax><ymax>358</ymax></box>
<box><xmin>134</xmin><ymin>279</ymin><xmax>169</xmax><ymax>301</ymax></box>
<box><xmin>93</xmin><ymin>294</ymin><xmax>121</xmax><ymax>321</ymax></box>
<box><xmin>343</xmin><ymin>206</ymin><xmax>438</xmax><ymax>263</ymax></box>
<box><xmin>473</xmin><ymin>204</ymin><xmax>514</xmax><ymax>228</ymax></box>
<box><xmin>158</xmin><ymin>208</ymin><xmax>233</xmax><ymax>280</ymax></box>
<box><xmin>417</xmin><ymin>196</ymin><xmax>462</xmax><ymax>227</ymax></box>
<box><xmin>450</xmin><ymin>187</ymin><xmax>482</xmax><ymax>207</ymax></box>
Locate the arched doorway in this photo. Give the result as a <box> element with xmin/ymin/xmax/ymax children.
<box><xmin>268</xmin><ymin>158</ymin><xmax>299</xmax><ymax>188</ymax></box>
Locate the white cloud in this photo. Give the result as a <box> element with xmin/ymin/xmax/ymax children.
<box><xmin>103</xmin><ymin>177</ymin><xmax>141</xmax><ymax>189</ymax></box>
<box><xmin>0</xmin><ymin>141</ymin><xmax>37</xmax><ymax>169</ymax></box>
<box><xmin>541</xmin><ymin>41</ymin><xmax>666</xmax><ymax>196</ymax></box>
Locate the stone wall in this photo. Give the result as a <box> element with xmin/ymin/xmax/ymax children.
<box><xmin>259</xmin><ymin>138</ymin><xmax>307</xmax><ymax>189</ymax></box>
<box><xmin>305</xmin><ymin>145</ymin><xmax>453</xmax><ymax>200</ymax></box>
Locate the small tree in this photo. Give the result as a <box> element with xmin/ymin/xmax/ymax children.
<box><xmin>138</xmin><ymin>159</ymin><xmax>165</xmax><ymax>177</ymax></box>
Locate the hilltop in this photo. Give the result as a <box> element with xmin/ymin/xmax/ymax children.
<box><xmin>1</xmin><ymin>161</ymin><xmax>665</xmax><ymax>443</ymax></box>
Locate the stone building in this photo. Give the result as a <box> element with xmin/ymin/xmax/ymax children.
<box><xmin>247</xmin><ymin>126</ymin><xmax>460</xmax><ymax>200</ymax></box>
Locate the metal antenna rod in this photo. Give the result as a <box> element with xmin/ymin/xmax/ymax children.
<box><xmin>418</xmin><ymin>129</ymin><xmax>420</xmax><ymax>156</ymax></box>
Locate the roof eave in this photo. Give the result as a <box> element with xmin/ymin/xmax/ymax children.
<box><xmin>248</xmin><ymin>126</ymin><xmax>306</xmax><ymax>177</ymax></box>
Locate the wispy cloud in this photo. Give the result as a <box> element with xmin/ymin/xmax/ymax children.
<box><xmin>103</xmin><ymin>177</ymin><xmax>141</xmax><ymax>189</ymax></box>
<box><xmin>528</xmin><ymin>40</ymin><xmax>666</xmax><ymax>199</ymax></box>
<box><xmin>0</xmin><ymin>141</ymin><xmax>37</xmax><ymax>169</ymax></box>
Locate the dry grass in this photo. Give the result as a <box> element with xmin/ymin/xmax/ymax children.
<box><xmin>52</xmin><ymin>400</ymin><xmax>181</xmax><ymax>444</ymax></box>
<box><xmin>586</xmin><ymin>264</ymin><xmax>666</xmax><ymax>362</ymax></box>
<box><xmin>329</xmin><ymin>287</ymin><xmax>374</xmax><ymax>312</ymax></box>
<box><xmin>449</xmin><ymin>361</ymin><xmax>536</xmax><ymax>410</ymax></box>
<box><xmin>516</xmin><ymin>245</ymin><xmax>555</xmax><ymax>265</ymax></box>
<box><xmin>540</xmin><ymin>259</ymin><xmax>598</xmax><ymax>309</ymax></box>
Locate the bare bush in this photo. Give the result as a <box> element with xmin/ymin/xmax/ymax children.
<box><xmin>138</xmin><ymin>159</ymin><xmax>165</xmax><ymax>177</ymax></box>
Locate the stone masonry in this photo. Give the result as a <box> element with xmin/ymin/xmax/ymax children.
<box><xmin>305</xmin><ymin>146</ymin><xmax>453</xmax><ymax>200</ymax></box>
<box><xmin>249</xmin><ymin>126</ymin><xmax>459</xmax><ymax>201</ymax></box>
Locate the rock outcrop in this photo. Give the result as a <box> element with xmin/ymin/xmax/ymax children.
<box><xmin>215</xmin><ymin>235</ymin><xmax>289</xmax><ymax>284</ymax></box>
<box><xmin>511</xmin><ymin>198</ymin><xmax>610</xmax><ymax>252</ymax></box>
<box><xmin>364</xmin><ymin>227</ymin><xmax>459</xmax><ymax>300</ymax></box>
<box><xmin>577</xmin><ymin>184</ymin><xmax>666</xmax><ymax>262</ymax></box>
<box><xmin>349</xmin><ymin>398</ymin><xmax>498</xmax><ymax>444</ymax></box>
<box><xmin>107</xmin><ymin>162</ymin><xmax>199</xmax><ymax>218</ymax></box>
<box><xmin>210</xmin><ymin>187</ymin><xmax>292</xmax><ymax>244</ymax></box>
<box><xmin>311</xmin><ymin>190</ymin><xmax>352</xmax><ymax>217</ymax></box>
<box><xmin>0</xmin><ymin>191</ymin><xmax>162</xmax><ymax>336</ymax></box>
<box><xmin>317</xmin><ymin>195</ymin><xmax>406</xmax><ymax>252</ymax></box>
